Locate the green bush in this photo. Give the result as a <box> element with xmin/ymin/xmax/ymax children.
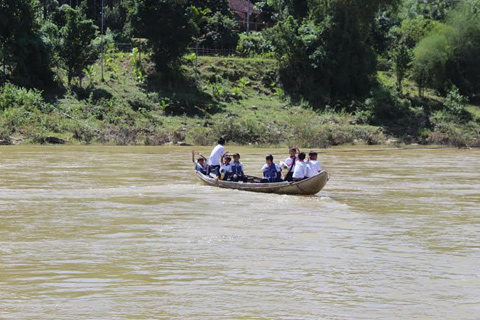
<box><xmin>411</xmin><ymin>1</ymin><xmax>480</xmax><ymax>96</ymax></box>
<box><xmin>0</xmin><ymin>83</ymin><xmax>47</xmax><ymax>111</ymax></box>
<box><xmin>236</xmin><ymin>32</ymin><xmax>274</xmax><ymax>57</ymax></box>
<box><xmin>428</xmin><ymin>112</ymin><xmax>480</xmax><ymax>146</ymax></box>
<box><xmin>444</xmin><ymin>85</ymin><xmax>468</xmax><ymax>118</ymax></box>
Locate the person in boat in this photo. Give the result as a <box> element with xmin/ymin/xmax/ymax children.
<box><xmin>207</xmin><ymin>137</ymin><xmax>226</xmax><ymax>178</ymax></box>
<box><xmin>261</xmin><ymin>154</ymin><xmax>282</xmax><ymax>183</ymax></box>
<box><xmin>282</xmin><ymin>146</ymin><xmax>300</xmax><ymax>182</ymax></box>
<box><xmin>292</xmin><ymin>152</ymin><xmax>308</xmax><ymax>181</ymax></box>
<box><xmin>220</xmin><ymin>154</ymin><xmax>234</xmax><ymax>181</ymax></box>
<box><xmin>191</xmin><ymin>150</ymin><xmax>208</xmax><ymax>175</ymax></box>
<box><xmin>306</xmin><ymin>151</ymin><xmax>322</xmax><ymax>178</ymax></box>
<box><xmin>231</xmin><ymin>153</ymin><xmax>247</xmax><ymax>182</ymax></box>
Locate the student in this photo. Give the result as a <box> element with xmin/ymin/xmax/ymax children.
<box><xmin>220</xmin><ymin>155</ymin><xmax>234</xmax><ymax>181</ymax></box>
<box><xmin>292</xmin><ymin>152</ymin><xmax>307</xmax><ymax>181</ymax></box>
<box><xmin>191</xmin><ymin>150</ymin><xmax>208</xmax><ymax>175</ymax></box>
<box><xmin>207</xmin><ymin>137</ymin><xmax>226</xmax><ymax>177</ymax></box>
<box><xmin>306</xmin><ymin>151</ymin><xmax>322</xmax><ymax>178</ymax></box>
<box><xmin>231</xmin><ymin>153</ymin><xmax>247</xmax><ymax>182</ymax></box>
<box><xmin>283</xmin><ymin>146</ymin><xmax>300</xmax><ymax>182</ymax></box>
<box><xmin>261</xmin><ymin>154</ymin><xmax>282</xmax><ymax>183</ymax></box>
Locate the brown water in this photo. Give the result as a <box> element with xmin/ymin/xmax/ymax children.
<box><xmin>0</xmin><ymin>146</ymin><xmax>479</xmax><ymax>319</ymax></box>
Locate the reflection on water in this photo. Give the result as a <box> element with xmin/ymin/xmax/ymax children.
<box><xmin>0</xmin><ymin>146</ymin><xmax>479</xmax><ymax>319</ymax></box>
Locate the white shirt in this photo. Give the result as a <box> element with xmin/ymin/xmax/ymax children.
<box><xmin>306</xmin><ymin>160</ymin><xmax>322</xmax><ymax>178</ymax></box>
<box><xmin>292</xmin><ymin>160</ymin><xmax>307</xmax><ymax>179</ymax></box>
<box><xmin>208</xmin><ymin>144</ymin><xmax>225</xmax><ymax>166</ymax></box>
<box><xmin>221</xmin><ymin>163</ymin><xmax>233</xmax><ymax>173</ymax></box>
<box><xmin>284</xmin><ymin>156</ymin><xmax>297</xmax><ymax>172</ymax></box>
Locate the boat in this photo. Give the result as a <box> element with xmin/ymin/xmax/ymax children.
<box><xmin>196</xmin><ymin>170</ymin><xmax>329</xmax><ymax>195</ymax></box>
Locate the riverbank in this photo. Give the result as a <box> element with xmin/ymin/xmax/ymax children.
<box><xmin>1</xmin><ymin>54</ymin><xmax>479</xmax><ymax>147</ymax></box>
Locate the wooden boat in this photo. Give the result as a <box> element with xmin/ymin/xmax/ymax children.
<box><xmin>196</xmin><ymin>171</ymin><xmax>329</xmax><ymax>195</ymax></box>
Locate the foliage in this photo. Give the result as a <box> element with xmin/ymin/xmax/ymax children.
<box><xmin>411</xmin><ymin>1</ymin><xmax>480</xmax><ymax>97</ymax></box>
<box><xmin>0</xmin><ymin>0</ymin><xmax>54</xmax><ymax>87</ymax></box>
<box><xmin>397</xmin><ymin>0</ymin><xmax>457</xmax><ymax>22</ymax></box>
<box><xmin>103</xmin><ymin>0</ymin><xmax>133</xmax><ymax>42</ymax></box>
<box><xmin>58</xmin><ymin>5</ymin><xmax>98</xmax><ymax>85</ymax></box>
<box><xmin>0</xmin><ymin>83</ymin><xmax>48</xmax><ymax>111</ymax></box>
<box><xmin>130</xmin><ymin>47</ymin><xmax>145</xmax><ymax>83</ymax></box>
<box><xmin>411</xmin><ymin>26</ymin><xmax>452</xmax><ymax>96</ymax></box>
<box><xmin>132</xmin><ymin>0</ymin><xmax>196</xmax><ymax>74</ymax></box>
<box><xmin>390</xmin><ymin>44</ymin><xmax>412</xmax><ymax>91</ymax></box>
<box><xmin>202</xmin><ymin>11</ymin><xmax>239</xmax><ymax>49</ymax></box>
<box><xmin>2</xmin><ymin>0</ymin><xmax>480</xmax><ymax>148</ymax></box>
<box><xmin>360</xmin><ymin>84</ymin><xmax>427</xmax><ymax>138</ymax></box>
<box><xmin>395</xmin><ymin>16</ymin><xmax>440</xmax><ymax>48</ymax></box>
<box><xmin>444</xmin><ymin>85</ymin><xmax>468</xmax><ymax>118</ymax></box>
<box><xmin>236</xmin><ymin>32</ymin><xmax>274</xmax><ymax>57</ymax></box>
<box><xmin>265</xmin><ymin>0</ymin><xmax>400</xmax><ymax>106</ymax></box>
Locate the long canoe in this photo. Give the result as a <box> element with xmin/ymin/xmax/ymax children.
<box><xmin>196</xmin><ymin>170</ymin><xmax>329</xmax><ymax>195</ymax></box>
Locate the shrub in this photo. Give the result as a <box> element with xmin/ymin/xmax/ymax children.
<box><xmin>187</xmin><ymin>126</ymin><xmax>214</xmax><ymax>145</ymax></box>
<box><xmin>236</xmin><ymin>32</ymin><xmax>274</xmax><ymax>57</ymax></box>
<box><xmin>444</xmin><ymin>85</ymin><xmax>468</xmax><ymax>118</ymax></box>
<box><xmin>411</xmin><ymin>1</ymin><xmax>480</xmax><ymax>96</ymax></box>
<box><xmin>0</xmin><ymin>83</ymin><xmax>46</xmax><ymax>111</ymax></box>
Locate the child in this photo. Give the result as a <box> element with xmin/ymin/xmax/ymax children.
<box><xmin>306</xmin><ymin>151</ymin><xmax>322</xmax><ymax>178</ymax></box>
<box><xmin>220</xmin><ymin>155</ymin><xmax>234</xmax><ymax>181</ymax></box>
<box><xmin>192</xmin><ymin>151</ymin><xmax>208</xmax><ymax>175</ymax></box>
<box><xmin>292</xmin><ymin>152</ymin><xmax>307</xmax><ymax>181</ymax></box>
<box><xmin>231</xmin><ymin>153</ymin><xmax>247</xmax><ymax>182</ymax></box>
<box><xmin>282</xmin><ymin>146</ymin><xmax>300</xmax><ymax>182</ymax></box>
<box><xmin>261</xmin><ymin>154</ymin><xmax>282</xmax><ymax>183</ymax></box>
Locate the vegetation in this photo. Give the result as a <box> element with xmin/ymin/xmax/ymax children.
<box><xmin>0</xmin><ymin>0</ymin><xmax>479</xmax><ymax>147</ymax></box>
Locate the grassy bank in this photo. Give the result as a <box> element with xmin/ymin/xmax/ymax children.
<box><xmin>0</xmin><ymin>53</ymin><xmax>479</xmax><ymax>147</ymax></box>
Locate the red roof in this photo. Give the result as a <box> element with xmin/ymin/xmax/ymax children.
<box><xmin>229</xmin><ymin>0</ymin><xmax>259</xmax><ymax>15</ymax></box>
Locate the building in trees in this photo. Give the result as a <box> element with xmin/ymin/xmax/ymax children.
<box><xmin>228</xmin><ymin>0</ymin><xmax>270</xmax><ymax>31</ymax></box>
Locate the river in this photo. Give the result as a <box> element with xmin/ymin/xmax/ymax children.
<box><xmin>0</xmin><ymin>146</ymin><xmax>479</xmax><ymax>319</ymax></box>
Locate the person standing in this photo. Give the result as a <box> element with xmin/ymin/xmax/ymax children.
<box><xmin>283</xmin><ymin>146</ymin><xmax>300</xmax><ymax>181</ymax></box>
<box><xmin>207</xmin><ymin>137</ymin><xmax>226</xmax><ymax>177</ymax></box>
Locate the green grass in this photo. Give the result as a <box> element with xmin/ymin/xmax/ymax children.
<box><xmin>1</xmin><ymin>53</ymin><xmax>478</xmax><ymax>147</ymax></box>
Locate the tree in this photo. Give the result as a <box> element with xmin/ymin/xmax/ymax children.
<box><xmin>132</xmin><ymin>0</ymin><xmax>196</xmax><ymax>74</ymax></box>
<box><xmin>391</xmin><ymin>44</ymin><xmax>412</xmax><ymax>92</ymax></box>
<box><xmin>0</xmin><ymin>0</ymin><xmax>53</xmax><ymax>87</ymax></box>
<box><xmin>266</xmin><ymin>0</ymin><xmax>400</xmax><ymax>106</ymax></box>
<box><xmin>190</xmin><ymin>0</ymin><xmax>239</xmax><ymax>50</ymax></box>
<box><xmin>411</xmin><ymin>29</ymin><xmax>451</xmax><ymax>96</ymax></box>
<box><xmin>190</xmin><ymin>0</ymin><xmax>231</xmax><ymax>15</ymax></box>
<box><xmin>202</xmin><ymin>11</ymin><xmax>239</xmax><ymax>49</ymax></box>
<box><xmin>411</xmin><ymin>0</ymin><xmax>480</xmax><ymax>96</ymax></box>
<box><xmin>58</xmin><ymin>5</ymin><xmax>98</xmax><ymax>86</ymax></box>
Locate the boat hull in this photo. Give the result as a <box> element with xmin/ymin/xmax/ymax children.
<box><xmin>196</xmin><ymin>171</ymin><xmax>329</xmax><ymax>195</ymax></box>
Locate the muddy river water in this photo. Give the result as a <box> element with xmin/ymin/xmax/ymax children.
<box><xmin>0</xmin><ymin>146</ymin><xmax>479</xmax><ymax>319</ymax></box>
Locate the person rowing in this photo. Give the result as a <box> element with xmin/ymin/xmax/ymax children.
<box><xmin>207</xmin><ymin>137</ymin><xmax>226</xmax><ymax>178</ymax></box>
